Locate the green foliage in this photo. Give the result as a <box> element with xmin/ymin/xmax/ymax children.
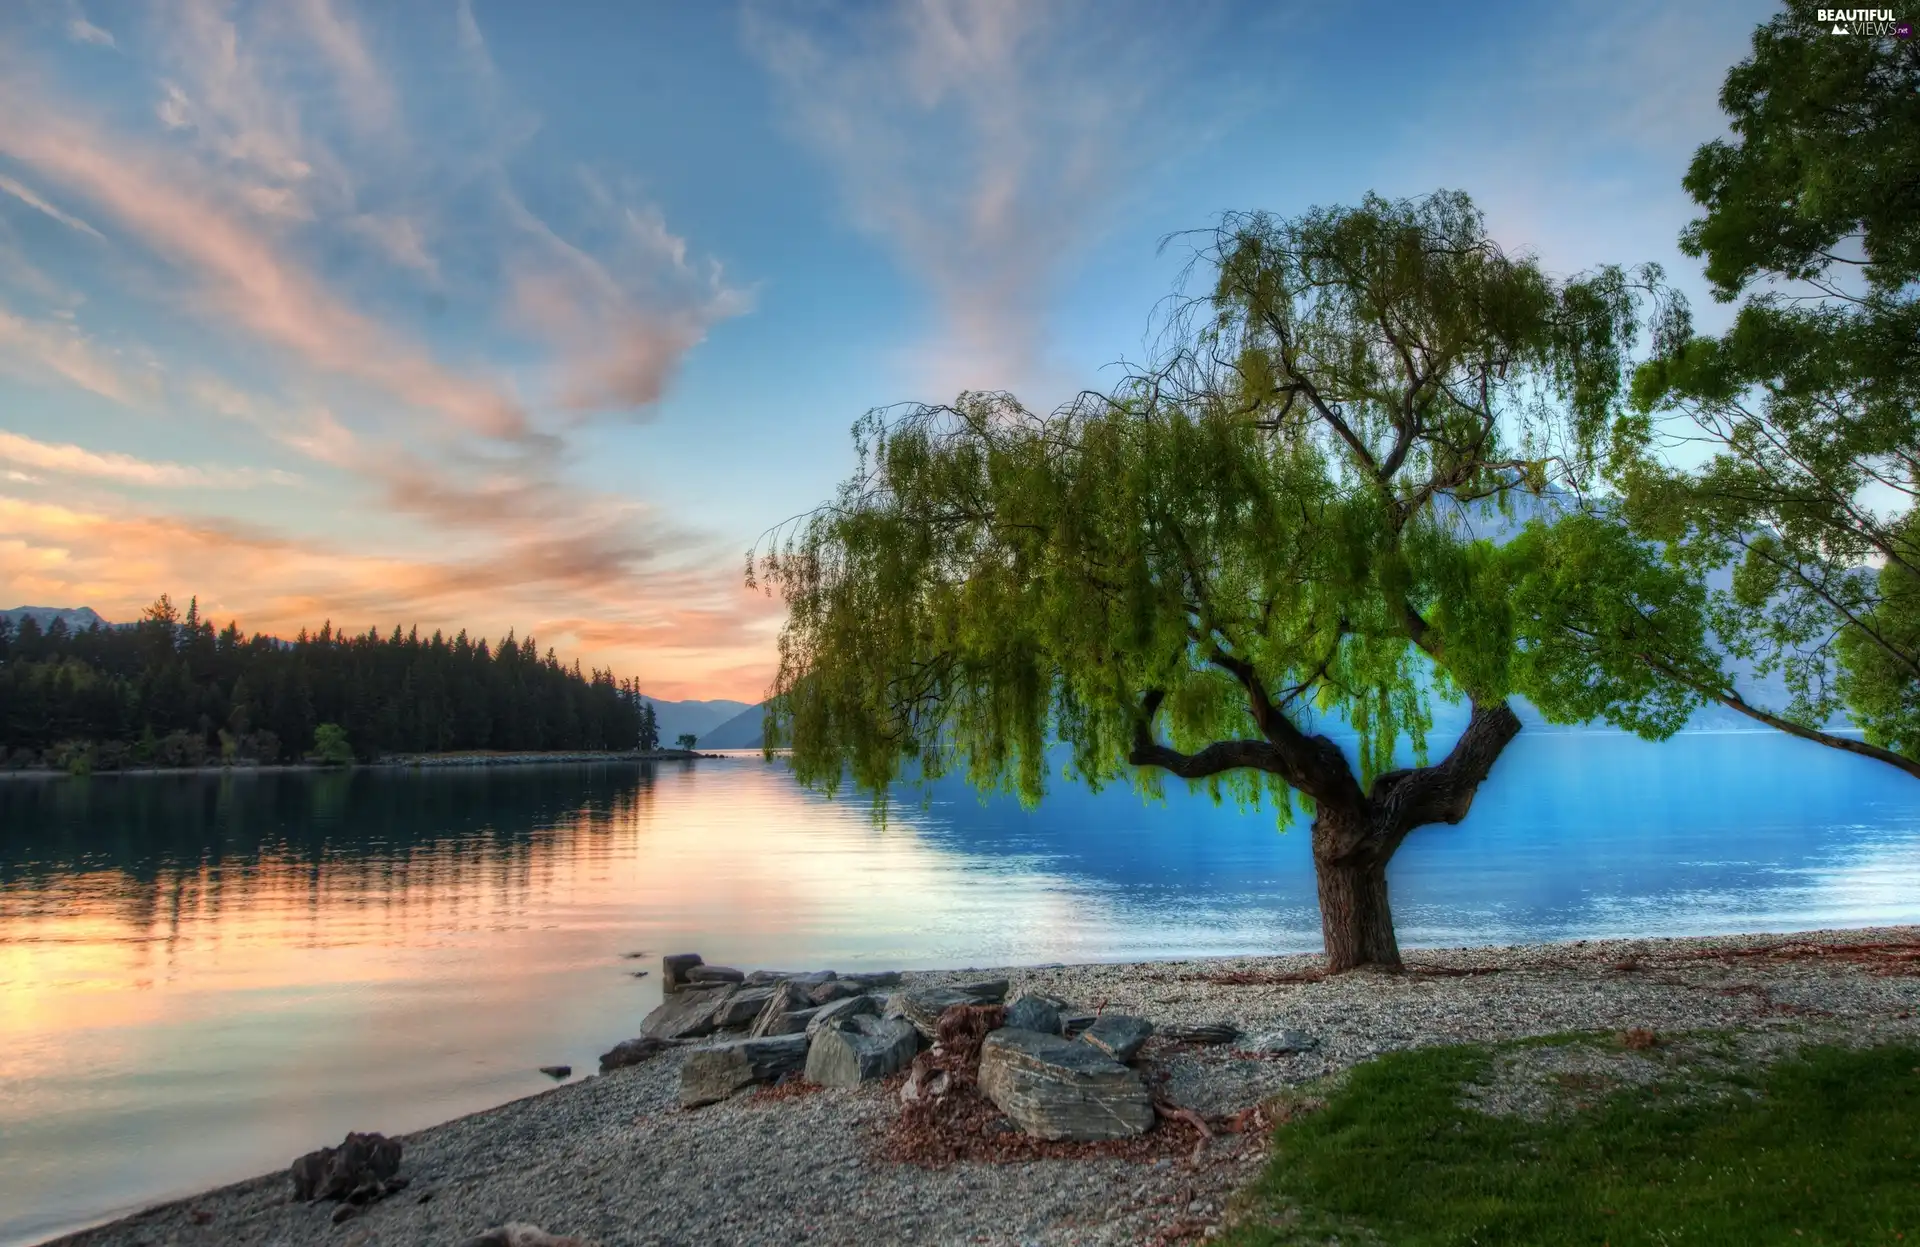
<box><xmin>1617</xmin><ymin>5</ymin><xmax>1920</xmax><ymax>764</ymax></box>
<box><xmin>757</xmin><ymin>192</ymin><xmax>1681</xmax><ymax>816</ymax></box>
<box><xmin>675</xmin><ymin>732</ymin><xmax>698</xmax><ymax>751</ymax></box>
<box><xmin>310</xmin><ymin>722</ymin><xmax>353</xmax><ymax>766</ymax></box>
<box><xmin>1221</xmin><ymin>1039</ymin><xmax>1920</xmax><ymax>1246</ymax></box>
<box><xmin>1680</xmin><ymin>1</ymin><xmax>1920</xmax><ymax>300</ymax></box>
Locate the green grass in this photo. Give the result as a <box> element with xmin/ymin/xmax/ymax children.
<box><xmin>1220</xmin><ymin>1038</ymin><xmax>1920</xmax><ymax>1246</ymax></box>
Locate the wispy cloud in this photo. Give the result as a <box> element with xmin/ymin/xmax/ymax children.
<box><xmin>0</xmin><ymin>305</ymin><xmax>149</xmax><ymax>404</ymax></box>
<box><xmin>0</xmin><ymin>430</ymin><xmax>290</xmax><ymax>488</ymax></box>
<box><xmin>66</xmin><ymin>17</ymin><xmax>114</xmax><ymax>47</ymax></box>
<box><xmin>745</xmin><ymin>0</ymin><xmax>1177</xmax><ymax>398</ymax></box>
<box><xmin>0</xmin><ymin>173</ymin><xmax>104</xmax><ymax>238</ymax></box>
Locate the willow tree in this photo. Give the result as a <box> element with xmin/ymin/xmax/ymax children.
<box><xmin>755</xmin><ymin>193</ymin><xmax>1697</xmax><ymax>972</ymax></box>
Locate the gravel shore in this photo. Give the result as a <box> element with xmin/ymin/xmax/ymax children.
<box><xmin>49</xmin><ymin>926</ymin><xmax>1920</xmax><ymax>1247</ymax></box>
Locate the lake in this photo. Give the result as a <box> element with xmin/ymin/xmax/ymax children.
<box><xmin>1</xmin><ymin>731</ymin><xmax>1916</xmax><ymax>1245</ymax></box>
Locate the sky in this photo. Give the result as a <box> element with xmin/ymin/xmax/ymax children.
<box><xmin>0</xmin><ymin>0</ymin><xmax>1778</xmax><ymax>701</ymax></box>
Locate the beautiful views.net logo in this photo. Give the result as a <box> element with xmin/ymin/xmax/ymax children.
<box><xmin>1817</xmin><ymin>7</ymin><xmax>1913</xmax><ymax>35</ymax></box>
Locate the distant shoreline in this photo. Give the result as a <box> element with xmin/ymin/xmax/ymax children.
<box><xmin>0</xmin><ymin>748</ymin><xmax>735</xmax><ymax>780</ymax></box>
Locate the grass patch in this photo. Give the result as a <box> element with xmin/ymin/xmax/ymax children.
<box><xmin>1220</xmin><ymin>1039</ymin><xmax>1920</xmax><ymax>1246</ymax></box>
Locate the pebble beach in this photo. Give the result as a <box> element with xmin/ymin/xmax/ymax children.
<box><xmin>46</xmin><ymin>926</ymin><xmax>1920</xmax><ymax>1247</ymax></box>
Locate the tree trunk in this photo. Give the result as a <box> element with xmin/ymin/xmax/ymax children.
<box><xmin>1314</xmin><ymin>848</ymin><xmax>1400</xmax><ymax>973</ymax></box>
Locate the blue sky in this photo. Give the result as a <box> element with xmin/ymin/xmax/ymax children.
<box><xmin>0</xmin><ymin>0</ymin><xmax>1774</xmax><ymax>698</ymax></box>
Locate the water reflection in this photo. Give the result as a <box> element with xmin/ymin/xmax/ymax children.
<box><xmin>0</xmin><ymin>733</ymin><xmax>1915</xmax><ymax>1245</ymax></box>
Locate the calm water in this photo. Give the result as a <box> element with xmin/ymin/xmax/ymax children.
<box><xmin>1</xmin><ymin>733</ymin><xmax>1917</xmax><ymax>1245</ymax></box>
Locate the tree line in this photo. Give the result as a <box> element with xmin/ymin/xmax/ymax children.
<box><xmin>756</xmin><ymin>1</ymin><xmax>1917</xmax><ymax>973</ymax></box>
<box><xmin>0</xmin><ymin>595</ymin><xmax>660</xmax><ymax>771</ymax></box>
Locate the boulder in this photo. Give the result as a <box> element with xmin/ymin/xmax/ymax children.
<box><xmin>1003</xmin><ymin>995</ymin><xmax>1063</xmax><ymax>1035</ymax></box>
<box><xmin>955</xmin><ymin>978</ymin><xmax>1010</xmax><ymax>1002</ymax></box>
<box><xmin>1162</xmin><ymin>1021</ymin><xmax>1240</xmax><ymax>1045</ymax></box>
<box><xmin>685</xmin><ymin>964</ymin><xmax>746</xmax><ymax>985</ymax></box>
<box><xmin>837</xmin><ymin>970</ymin><xmax>903</xmax><ymax>990</ymax></box>
<box><xmin>537</xmin><ymin>1064</ymin><xmax>572</xmax><ymax>1080</ymax></box>
<box><xmin>597</xmin><ymin>1036</ymin><xmax>680</xmax><ymax>1072</ymax></box>
<box><xmin>746</xmin><ymin>979</ymin><xmax>815</xmax><ymax>1038</ymax></box>
<box><xmin>1061</xmin><ymin>1014</ymin><xmax>1098</xmax><ymax>1038</ymax></box>
<box><xmin>661</xmin><ymin>953</ymin><xmax>704</xmax><ymax>992</ymax></box>
<box><xmin>806</xmin><ymin>993</ymin><xmax>881</xmax><ymax>1038</ymax></box>
<box><xmin>754</xmin><ymin>1005</ymin><xmax>822</xmax><ymax>1036</ymax></box>
<box><xmin>712</xmin><ymin>986</ymin><xmax>776</xmax><ymax>1029</ymax></box>
<box><xmin>890</xmin><ymin>983</ymin><xmax>1007</xmax><ymax>1039</ymax></box>
<box><xmin>744</xmin><ymin>969</ymin><xmax>803</xmax><ymax>985</ymax></box>
<box><xmin>807</xmin><ymin>979</ymin><xmax>866</xmax><ymax>1006</ymax></box>
<box><xmin>1077</xmin><ymin>1014</ymin><xmax>1153</xmax><ymax>1062</ymax></box>
<box><xmin>678</xmin><ymin>1033</ymin><xmax>811</xmax><ymax>1108</ymax></box>
<box><xmin>289</xmin><ymin>1131</ymin><xmax>403</xmax><ymax>1203</ymax></box>
<box><xmin>804</xmin><ymin>1015</ymin><xmax>920</xmax><ymax>1088</ymax></box>
<box><xmin>639</xmin><ymin>985</ymin><xmax>737</xmax><ymax>1040</ymax></box>
<box><xmin>977</xmin><ymin>1028</ymin><xmax>1154</xmax><ymax>1141</ymax></box>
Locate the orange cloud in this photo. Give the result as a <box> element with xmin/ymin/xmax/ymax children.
<box><xmin>0</xmin><ymin>497</ymin><xmax>778</xmax><ymax>700</ymax></box>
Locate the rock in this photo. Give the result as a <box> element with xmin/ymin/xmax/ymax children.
<box><xmin>679</xmin><ymin>1033</ymin><xmax>811</xmax><ymax>1108</ymax></box>
<box><xmin>955</xmin><ymin>978</ymin><xmax>1010</xmax><ymax>1002</ymax></box>
<box><xmin>744</xmin><ymin>969</ymin><xmax>803</xmax><ymax>985</ymax></box>
<box><xmin>1163</xmin><ymin>1021</ymin><xmax>1240</xmax><ymax>1045</ymax></box>
<box><xmin>712</xmin><ymin>985</ymin><xmax>777</xmax><ymax>1028</ymax></box>
<box><xmin>807</xmin><ymin>979</ymin><xmax>866</xmax><ymax>1006</ymax></box>
<box><xmin>805</xmin><ymin>1015</ymin><xmax>920</xmax><ymax>1087</ymax></box>
<box><xmin>619</xmin><ymin>951</ymin><xmax>649</xmax><ymax>959</ymax></box>
<box><xmin>455</xmin><ymin>1225</ymin><xmax>600</xmax><ymax>1247</ymax></box>
<box><xmin>977</xmin><ymin>1028</ymin><xmax>1154</xmax><ymax>1141</ymax></box>
<box><xmin>837</xmin><ymin>970</ymin><xmax>903</xmax><ymax>990</ymax></box>
<box><xmin>661</xmin><ymin>953</ymin><xmax>704</xmax><ymax>991</ymax></box>
<box><xmin>746</xmin><ymin>979</ymin><xmax>816</xmax><ymax>1038</ymax></box>
<box><xmin>1243</xmin><ymin>1028</ymin><xmax>1317</xmax><ymax>1055</ymax></box>
<box><xmin>597</xmin><ymin>1036</ymin><xmax>680</xmax><ymax>1072</ymax></box>
<box><xmin>1003</xmin><ymin>995</ymin><xmax>1064</xmax><ymax>1035</ymax></box>
<box><xmin>627</xmin><ymin>970</ymin><xmax>649</xmax><ymax>979</ymax></box>
<box><xmin>891</xmin><ymin>985</ymin><xmax>1008</xmax><ymax>1040</ymax></box>
<box><xmin>639</xmin><ymin>986</ymin><xmax>737</xmax><ymax>1040</ymax></box>
<box><xmin>331</xmin><ymin>1203</ymin><xmax>361</xmax><ymax>1225</ymax></box>
<box><xmin>1061</xmin><ymin>1014</ymin><xmax>1097</xmax><ymax>1038</ymax></box>
<box><xmin>685</xmin><ymin>964</ymin><xmax>745</xmax><ymax>984</ymax></box>
<box><xmin>806</xmin><ymin>993</ymin><xmax>881</xmax><ymax>1037</ymax></box>
<box><xmin>1077</xmin><ymin>1014</ymin><xmax>1153</xmax><ymax>1062</ymax></box>
<box><xmin>537</xmin><ymin>1064</ymin><xmax>572</xmax><ymax>1080</ymax></box>
<box><xmin>289</xmin><ymin>1131</ymin><xmax>403</xmax><ymax>1203</ymax></box>
<box><xmin>754</xmin><ymin>1005</ymin><xmax>822</xmax><ymax>1036</ymax></box>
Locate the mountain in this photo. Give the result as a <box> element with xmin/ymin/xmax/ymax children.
<box><xmin>644</xmin><ymin>697</ymin><xmax>754</xmax><ymax>746</ymax></box>
<box><xmin>3</xmin><ymin>605</ymin><xmax>108</xmax><ymax>631</ymax></box>
<box><xmin>699</xmin><ymin>702</ymin><xmax>767</xmax><ymax>749</ymax></box>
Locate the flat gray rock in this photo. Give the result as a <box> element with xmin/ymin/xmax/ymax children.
<box><xmin>1162</xmin><ymin>1021</ymin><xmax>1240</xmax><ymax>1045</ymax></box>
<box><xmin>684</xmin><ymin>964</ymin><xmax>745</xmax><ymax>984</ymax></box>
<box><xmin>955</xmin><ymin>978</ymin><xmax>1010</xmax><ymax>1002</ymax></box>
<box><xmin>639</xmin><ymin>986</ymin><xmax>737</xmax><ymax>1040</ymax></box>
<box><xmin>712</xmin><ymin>986</ymin><xmax>776</xmax><ymax>1029</ymax></box>
<box><xmin>804</xmin><ymin>1015</ymin><xmax>920</xmax><ymax>1088</ymax></box>
<box><xmin>808</xmin><ymin>979</ymin><xmax>866</xmax><ymax>1006</ymax></box>
<box><xmin>1003</xmin><ymin>995</ymin><xmax>1063</xmax><ymax>1035</ymax></box>
<box><xmin>806</xmin><ymin>993</ymin><xmax>881</xmax><ymax>1038</ymax></box>
<box><xmin>746</xmin><ymin>979</ymin><xmax>815</xmax><ymax>1038</ymax></box>
<box><xmin>1077</xmin><ymin>1014</ymin><xmax>1153</xmax><ymax>1062</ymax></box>
<box><xmin>1243</xmin><ymin>1028</ymin><xmax>1317</xmax><ymax>1055</ymax></box>
<box><xmin>836</xmin><ymin>971</ymin><xmax>903</xmax><ymax>990</ymax></box>
<box><xmin>678</xmin><ymin>1033</ymin><xmax>810</xmax><ymax>1108</ymax></box>
<box><xmin>978</xmin><ymin>1028</ymin><xmax>1153</xmax><ymax>1141</ymax></box>
<box><xmin>1061</xmin><ymin>1013</ymin><xmax>1097</xmax><ymax>1038</ymax></box>
<box><xmin>889</xmin><ymin>986</ymin><xmax>992</xmax><ymax>1040</ymax></box>
<box><xmin>596</xmin><ymin>1036</ymin><xmax>679</xmax><ymax>1072</ymax></box>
